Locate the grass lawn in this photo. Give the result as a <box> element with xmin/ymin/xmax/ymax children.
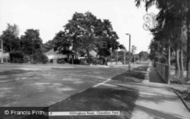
<box><xmin>170</xmin><ymin>73</ymin><xmax>190</xmax><ymax>110</ymax></box>
<box><xmin>170</xmin><ymin>84</ymin><xmax>190</xmax><ymax>111</ymax></box>
<box><xmin>112</xmin><ymin>65</ymin><xmax>149</xmax><ymax>83</ymax></box>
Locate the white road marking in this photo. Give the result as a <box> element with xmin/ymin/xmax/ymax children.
<box><xmin>93</xmin><ymin>78</ymin><xmax>111</xmax><ymax>87</ymax></box>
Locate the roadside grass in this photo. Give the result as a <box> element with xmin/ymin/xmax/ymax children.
<box><xmin>47</xmin><ymin>85</ymin><xmax>139</xmax><ymax>119</ymax></box>
<box><xmin>176</xmin><ymin>90</ymin><xmax>190</xmax><ymax>101</ymax></box>
<box><xmin>112</xmin><ymin>66</ymin><xmax>148</xmax><ymax>83</ymax></box>
<box><xmin>20</xmin><ymin>84</ymin><xmax>139</xmax><ymax>119</ymax></box>
<box><xmin>170</xmin><ymin>76</ymin><xmax>190</xmax><ymax>111</ymax></box>
<box><xmin>170</xmin><ymin>83</ymin><xmax>190</xmax><ymax>110</ymax></box>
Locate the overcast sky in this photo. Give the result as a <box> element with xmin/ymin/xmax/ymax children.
<box><xmin>0</xmin><ymin>0</ymin><xmax>159</xmax><ymax>53</ymax></box>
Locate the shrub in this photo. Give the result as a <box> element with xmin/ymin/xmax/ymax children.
<box><xmin>69</xmin><ymin>59</ymin><xmax>80</xmax><ymax>64</ymax></box>
<box><xmin>31</xmin><ymin>52</ymin><xmax>48</xmax><ymax>64</ymax></box>
<box><xmin>57</xmin><ymin>58</ymin><xmax>65</xmax><ymax>64</ymax></box>
<box><xmin>10</xmin><ymin>51</ymin><xmax>25</xmax><ymax>63</ymax></box>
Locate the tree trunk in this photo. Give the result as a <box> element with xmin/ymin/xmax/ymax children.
<box><xmin>72</xmin><ymin>55</ymin><xmax>74</xmax><ymax>64</ymax></box>
<box><xmin>105</xmin><ymin>57</ymin><xmax>108</xmax><ymax>65</ymax></box>
<box><xmin>186</xmin><ymin>8</ymin><xmax>190</xmax><ymax>81</ymax></box>
<box><xmin>168</xmin><ymin>46</ymin><xmax>171</xmax><ymax>66</ymax></box>
<box><xmin>187</xmin><ymin>33</ymin><xmax>190</xmax><ymax>80</ymax></box>
<box><xmin>86</xmin><ymin>49</ymin><xmax>90</xmax><ymax>64</ymax></box>
<box><xmin>1</xmin><ymin>39</ymin><xmax>3</xmax><ymax>63</ymax></box>
<box><xmin>168</xmin><ymin>46</ymin><xmax>171</xmax><ymax>79</ymax></box>
<box><xmin>116</xmin><ymin>51</ymin><xmax>118</xmax><ymax>65</ymax></box>
<box><xmin>180</xmin><ymin>48</ymin><xmax>184</xmax><ymax>77</ymax></box>
<box><xmin>175</xmin><ymin>49</ymin><xmax>180</xmax><ymax>76</ymax></box>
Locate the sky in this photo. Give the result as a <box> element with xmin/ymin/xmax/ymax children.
<box><xmin>0</xmin><ymin>0</ymin><xmax>159</xmax><ymax>53</ymax></box>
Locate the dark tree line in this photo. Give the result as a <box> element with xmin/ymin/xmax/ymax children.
<box><xmin>135</xmin><ymin>0</ymin><xmax>190</xmax><ymax>80</ymax></box>
<box><xmin>1</xmin><ymin>12</ymin><xmax>125</xmax><ymax>64</ymax></box>
<box><xmin>0</xmin><ymin>24</ymin><xmax>47</xmax><ymax>63</ymax></box>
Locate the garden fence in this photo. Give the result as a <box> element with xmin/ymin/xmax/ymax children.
<box><xmin>155</xmin><ymin>62</ymin><xmax>170</xmax><ymax>84</ymax></box>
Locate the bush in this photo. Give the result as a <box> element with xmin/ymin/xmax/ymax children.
<box><xmin>57</xmin><ymin>58</ymin><xmax>65</xmax><ymax>64</ymax></box>
<box><xmin>10</xmin><ymin>51</ymin><xmax>25</xmax><ymax>63</ymax></box>
<box><xmin>31</xmin><ymin>52</ymin><xmax>48</xmax><ymax>64</ymax></box>
<box><xmin>69</xmin><ymin>59</ymin><xmax>80</xmax><ymax>64</ymax></box>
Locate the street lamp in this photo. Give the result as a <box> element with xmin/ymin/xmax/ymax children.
<box><xmin>126</xmin><ymin>33</ymin><xmax>131</xmax><ymax>71</ymax></box>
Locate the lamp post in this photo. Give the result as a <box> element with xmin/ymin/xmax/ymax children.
<box><xmin>126</xmin><ymin>33</ymin><xmax>131</xmax><ymax>71</ymax></box>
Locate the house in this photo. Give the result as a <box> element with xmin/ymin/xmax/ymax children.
<box><xmin>0</xmin><ymin>49</ymin><xmax>9</xmax><ymax>63</ymax></box>
<box><xmin>45</xmin><ymin>48</ymin><xmax>99</xmax><ymax>64</ymax></box>
<box><xmin>44</xmin><ymin>49</ymin><xmax>67</xmax><ymax>64</ymax></box>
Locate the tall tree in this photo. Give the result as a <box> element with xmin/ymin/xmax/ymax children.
<box><xmin>131</xmin><ymin>45</ymin><xmax>137</xmax><ymax>54</ymax></box>
<box><xmin>96</xmin><ymin>19</ymin><xmax>123</xmax><ymax>63</ymax></box>
<box><xmin>0</xmin><ymin>24</ymin><xmax>20</xmax><ymax>52</ymax></box>
<box><xmin>131</xmin><ymin>45</ymin><xmax>137</xmax><ymax>63</ymax></box>
<box><xmin>135</xmin><ymin>0</ymin><xmax>190</xmax><ymax>80</ymax></box>
<box><xmin>139</xmin><ymin>51</ymin><xmax>149</xmax><ymax>61</ymax></box>
<box><xmin>61</xmin><ymin>11</ymin><xmax>121</xmax><ymax>64</ymax></box>
<box><xmin>42</xmin><ymin>40</ymin><xmax>54</xmax><ymax>53</ymax></box>
<box><xmin>64</xmin><ymin>12</ymin><xmax>99</xmax><ymax>63</ymax></box>
<box><xmin>53</xmin><ymin>31</ymin><xmax>72</xmax><ymax>54</ymax></box>
<box><xmin>21</xmin><ymin>29</ymin><xmax>42</xmax><ymax>56</ymax></box>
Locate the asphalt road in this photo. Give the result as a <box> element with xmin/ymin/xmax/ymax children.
<box><xmin>0</xmin><ymin>64</ymin><xmax>138</xmax><ymax>107</ymax></box>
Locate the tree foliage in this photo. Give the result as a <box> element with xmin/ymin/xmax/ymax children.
<box><xmin>9</xmin><ymin>51</ymin><xmax>25</xmax><ymax>63</ymax></box>
<box><xmin>53</xmin><ymin>31</ymin><xmax>72</xmax><ymax>54</ymax></box>
<box><xmin>21</xmin><ymin>29</ymin><xmax>43</xmax><ymax>55</ymax></box>
<box><xmin>135</xmin><ymin>0</ymin><xmax>190</xmax><ymax>79</ymax></box>
<box><xmin>131</xmin><ymin>45</ymin><xmax>137</xmax><ymax>54</ymax></box>
<box><xmin>42</xmin><ymin>40</ymin><xmax>54</xmax><ymax>53</ymax></box>
<box><xmin>139</xmin><ymin>51</ymin><xmax>149</xmax><ymax>61</ymax></box>
<box><xmin>32</xmin><ymin>51</ymin><xmax>48</xmax><ymax>64</ymax></box>
<box><xmin>54</xmin><ymin>11</ymin><xmax>123</xmax><ymax>63</ymax></box>
<box><xmin>0</xmin><ymin>24</ymin><xmax>20</xmax><ymax>52</ymax></box>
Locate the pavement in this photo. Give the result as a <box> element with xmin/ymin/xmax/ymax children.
<box><xmin>123</xmin><ymin>65</ymin><xmax>190</xmax><ymax>119</ymax></box>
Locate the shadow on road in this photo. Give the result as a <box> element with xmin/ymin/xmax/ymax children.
<box><xmin>47</xmin><ymin>85</ymin><xmax>139</xmax><ymax>119</ymax></box>
<box><xmin>0</xmin><ymin>69</ymin><xmax>30</xmax><ymax>75</ymax></box>
<box><xmin>134</xmin><ymin>105</ymin><xmax>184</xmax><ymax>119</ymax></box>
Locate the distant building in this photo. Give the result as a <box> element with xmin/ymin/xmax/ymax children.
<box><xmin>44</xmin><ymin>49</ymin><xmax>67</xmax><ymax>64</ymax></box>
<box><xmin>45</xmin><ymin>49</ymin><xmax>99</xmax><ymax>64</ymax></box>
<box><xmin>0</xmin><ymin>40</ymin><xmax>9</xmax><ymax>63</ymax></box>
<box><xmin>0</xmin><ymin>49</ymin><xmax>9</xmax><ymax>63</ymax></box>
